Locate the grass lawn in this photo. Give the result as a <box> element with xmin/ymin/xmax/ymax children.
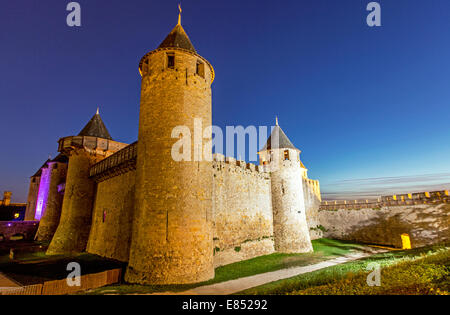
<box><xmin>238</xmin><ymin>243</ymin><xmax>449</xmax><ymax>295</ymax></box>
<box><xmin>84</xmin><ymin>238</ymin><xmax>369</xmax><ymax>295</ymax></box>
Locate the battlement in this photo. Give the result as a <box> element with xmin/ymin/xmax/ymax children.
<box><xmin>212</xmin><ymin>154</ymin><xmax>269</xmax><ymax>178</ymax></box>
<box><xmin>58</xmin><ymin>136</ymin><xmax>128</xmax><ymax>156</ymax></box>
<box><xmin>303</xmin><ymin>178</ymin><xmax>321</xmax><ymax>202</ymax></box>
<box><xmin>89</xmin><ymin>142</ymin><xmax>138</xmax><ymax>182</ymax></box>
<box><xmin>320</xmin><ymin>190</ymin><xmax>450</xmax><ymax>210</ymax></box>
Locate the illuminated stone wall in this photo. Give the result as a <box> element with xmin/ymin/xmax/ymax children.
<box><xmin>85</xmin><ymin>152</ymin><xmax>321</xmax><ymax>268</ymax></box>
<box><xmin>212</xmin><ymin>155</ymin><xmax>274</xmax><ymax>267</ymax></box>
<box><xmin>318</xmin><ymin>204</ymin><xmax>450</xmax><ymax>248</ymax></box>
<box><xmin>303</xmin><ymin>178</ymin><xmax>323</xmax><ymax>240</ymax></box>
<box><xmin>86</xmin><ymin>170</ymin><xmax>136</xmax><ymax>262</ymax></box>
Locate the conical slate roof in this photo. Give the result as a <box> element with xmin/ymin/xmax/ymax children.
<box><xmin>158</xmin><ymin>24</ymin><xmax>197</xmax><ymax>53</ymax></box>
<box><xmin>78</xmin><ymin>111</ymin><xmax>112</xmax><ymax>140</ymax></box>
<box><xmin>261</xmin><ymin>125</ymin><xmax>298</xmax><ymax>151</ymax></box>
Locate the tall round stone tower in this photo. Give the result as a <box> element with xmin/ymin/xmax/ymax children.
<box><xmin>126</xmin><ymin>13</ymin><xmax>215</xmax><ymax>284</ymax></box>
<box><xmin>259</xmin><ymin>119</ymin><xmax>313</xmax><ymax>253</ymax></box>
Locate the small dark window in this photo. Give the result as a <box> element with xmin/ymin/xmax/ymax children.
<box><xmin>54</xmin><ymin>164</ymin><xmax>58</xmax><ymax>169</ymax></box>
<box><xmin>196</xmin><ymin>61</ymin><xmax>205</xmax><ymax>78</ymax></box>
<box><xmin>284</xmin><ymin>150</ymin><xmax>289</xmax><ymax>161</ymax></box>
<box><xmin>167</xmin><ymin>54</ymin><xmax>175</xmax><ymax>69</ymax></box>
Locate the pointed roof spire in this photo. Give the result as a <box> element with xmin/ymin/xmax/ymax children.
<box><xmin>78</xmin><ymin>109</ymin><xmax>113</xmax><ymax>140</ymax></box>
<box><xmin>96</xmin><ymin>107</ymin><xmax>99</xmax><ymax>115</ymax></box>
<box><xmin>275</xmin><ymin>116</ymin><xmax>279</xmax><ymax>126</ymax></box>
<box><xmin>261</xmin><ymin>123</ymin><xmax>298</xmax><ymax>151</ymax></box>
<box><xmin>158</xmin><ymin>5</ymin><xmax>197</xmax><ymax>53</ymax></box>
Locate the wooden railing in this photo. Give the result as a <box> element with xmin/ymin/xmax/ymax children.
<box><xmin>89</xmin><ymin>142</ymin><xmax>138</xmax><ymax>182</ymax></box>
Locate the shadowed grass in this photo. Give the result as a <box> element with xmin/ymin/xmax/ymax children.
<box><xmin>237</xmin><ymin>243</ymin><xmax>449</xmax><ymax>295</ymax></box>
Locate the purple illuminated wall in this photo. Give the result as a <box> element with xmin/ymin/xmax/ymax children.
<box><xmin>35</xmin><ymin>165</ymin><xmax>51</xmax><ymax>221</ymax></box>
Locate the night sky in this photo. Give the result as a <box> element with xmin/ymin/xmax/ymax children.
<box><xmin>1</xmin><ymin>0</ymin><xmax>450</xmax><ymax>202</ymax></box>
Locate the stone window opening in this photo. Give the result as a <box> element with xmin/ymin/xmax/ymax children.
<box><xmin>167</xmin><ymin>53</ymin><xmax>175</xmax><ymax>69</ymax></box>
<box><xmin>284</xmin><ymin>150</ymin><xmax>290</xmax><ymax>161</ymax></box>
<box><xmin>196</xmin><ymin>61</ymin><xmax>205</xmax><ymax>78</ymax></box>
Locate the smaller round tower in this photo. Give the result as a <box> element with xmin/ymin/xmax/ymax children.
<box><xmin>259</xmin><ymin>119</ymin><xmax>313</xmax><ymax>253</ymax></box>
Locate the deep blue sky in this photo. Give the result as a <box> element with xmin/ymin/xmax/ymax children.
<box><xmin>1</xmin><ymin>0</ymin><xmax>450</xmax><ymax>202</ymax></box>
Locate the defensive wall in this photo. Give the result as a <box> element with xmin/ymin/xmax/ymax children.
<box><xmin>87</xmin><ymin>142</ymin><xmax>137</xmax><ymax>262</ymax></box>
<box><xmin>318</xmin><ymin>190</ymin><xmax>450</xmax><ymax>248</ymax></box>
<box><xmin>212</xmin><ymin>154</ymin><xmax>274</xmax><ymax>267</ymax></box>
<box><xmin>84</xmin><ymin>146</ymin><xmax>321</xmax><ymax>266</ymax></box>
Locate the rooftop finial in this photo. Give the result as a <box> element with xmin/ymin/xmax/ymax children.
<box><xmin>275</xmin><ymin>116</ymin><xmax>279</xmax><ymax>126</ymax></box>
<box><xmin>178</xmin><ymin>4</ymin><xmax>182</xmax><ymax>25</ymax></box>
<box><xmin>96</xmin><ymin>107</ymin><xmax>99</xmax><ymax>115</ymax></box>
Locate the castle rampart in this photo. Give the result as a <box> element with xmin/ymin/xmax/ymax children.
<box><xmin>318</xmin><ymin>190</ymin><xmax>450</xmax><ymax>248</ymax></box>
<box><xmin>320</xmin><ymin>190</ymin><xmax>449</xmax><ymax>210</ymax></box>
<box><xmin>86</xmin><ymin>169</ymin><xmax>136</xmax><ymax>262</ymax></box>
<box><xmin>212</xmin><ymin>155</ymin><xmax>274</xmax><ymax>267</ymax></box>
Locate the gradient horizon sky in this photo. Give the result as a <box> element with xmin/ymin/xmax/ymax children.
<box><xmin>1</xmin><ymin>0</ymin><xmax>450</xmax><ymax>202</ymax></box>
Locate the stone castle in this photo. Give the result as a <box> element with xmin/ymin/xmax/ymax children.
<box><xmin>23</xmin><ymin>16</ymin><xmax>322</xmax><ymax>285</ymax></box>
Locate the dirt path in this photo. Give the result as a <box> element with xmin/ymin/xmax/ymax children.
<box><xmin>155</xmin><ymin>251</ymin><xmax>377</xmax><ymax>295</ymax></box>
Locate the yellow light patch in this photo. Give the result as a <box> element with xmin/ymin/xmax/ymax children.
<box><xmin>401</xmin><ymin>233</ymin><xmax>412</xmax><ymax>250</ymax></box>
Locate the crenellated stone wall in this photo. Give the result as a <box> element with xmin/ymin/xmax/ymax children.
<box><xmin>212</xmin><ymin>154</ymin><xmax>274</xmax><ymax>267</ymax></box>
<box><xmin>318</xmin><ymin>192</ymin><xmax>450</xmax><ymax>248</ymax></box>
<box><xmin>303</xmin><ymin>178</ymin><xmax>323</xmax><ymax>240</ymax></box>
<box><xmin>84</xmin><ymin>150</ymin><xmax>320</xmax><ymax>267</ymax></box>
